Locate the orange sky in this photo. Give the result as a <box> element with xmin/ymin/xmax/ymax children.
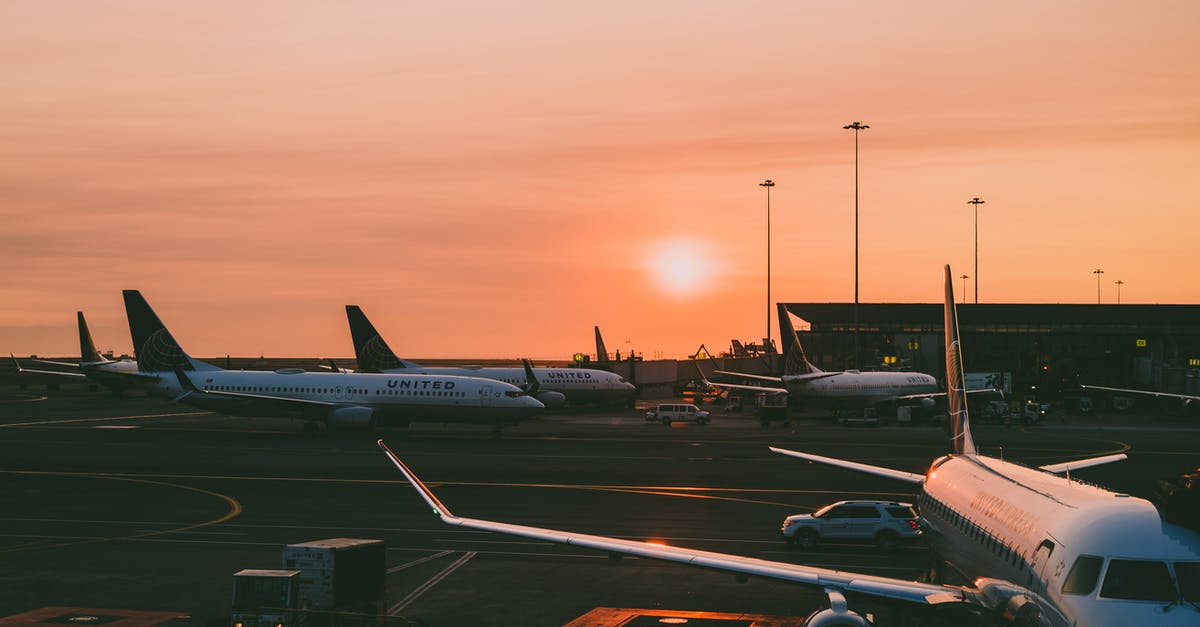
<box><xmin>2</xmin><ymin>2</ymin><xmax>1198</xmax><ymax>360</ymax></box>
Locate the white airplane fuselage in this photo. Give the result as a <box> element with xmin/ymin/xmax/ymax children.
<box><xmin>919</xmin><ymin>454</ymin><xmax>1200</xmax><ymax>626</ymax></box>
<box><xmin>383</xmin><ymin>366</ymin><xmax>636</xmax><ymax>405</ymax></box>
<box><xmin>150</xmin><ymin>369</ymin><xmax>544</xmax><ymax>425</ymax></box>
<box><xmin>784</xmin><ymin>371</ymin><xmax>939</xmax><ymax>408</ymax></box>
<box><xmin>80</xmin><ymin>359</ymin><xmax>142</xmax><ymax>387</ymax></box>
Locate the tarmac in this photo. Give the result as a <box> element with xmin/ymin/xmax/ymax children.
<box><xmin>2</xmin><ymin>386</ymin><xmax>1197</xmax><ymax>626</ymax></box>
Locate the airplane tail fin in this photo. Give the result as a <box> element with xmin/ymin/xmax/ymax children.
<box><xmin>122</xmin><ymin>291</ymin><xmax>213</xmax><ymax>373</ymax></box>
<box><xmin>777</xmin><ymin>304</ymin><xmax>818</xmax><ymax>376</ymax></box>
<box><xmin>594</xmin><ymin>326</ymin><xmax>609</xmax><ymax>362</ymax></box>
<box><xmin>345</xmin><ymin>305</ymin><xmax>415</xmax><ymax>372</ymax></box>
<box><xmin>943</xmin><ymin>265</ymin><xmax>977</xmax><ymax>456</ymax></box>
<box><xmin>77</xmin><ymin>311</ymin><xmax>103</xmax><ymax>363</ymax></box>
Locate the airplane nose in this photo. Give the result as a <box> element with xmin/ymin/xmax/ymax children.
<box><xmin>524</xmin><ymin>396</ymin><xmax>545</xmax><ymax>409</ymax></box>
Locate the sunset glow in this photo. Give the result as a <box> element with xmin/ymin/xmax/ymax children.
<box><xmin>646</xmin><ymin>239</ymin><xmax>717</xmax><ymax>297</ymax></box>
<box><xmin>2</xmin><ymin>2</ymin><xmax>1198</xmax><ymax>360</ymax></box>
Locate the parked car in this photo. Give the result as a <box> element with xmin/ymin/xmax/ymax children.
<box><xmin>781</xmin><ymin>500</ymin><xmax>922</xmax><ymax>551</ymax></box>
<box><xmin>645</xmin><ymin>403</ymin><xmax>710</xmax><ymax>425</ymax></box>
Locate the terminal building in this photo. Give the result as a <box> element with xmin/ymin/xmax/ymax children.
<box><xmin>783</xmin><ymin>303</ymin><xmax>1200</xmax><ymax>402</ymax></box>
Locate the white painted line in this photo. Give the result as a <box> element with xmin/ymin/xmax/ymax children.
<box><xmin>389</xmin><ymin>551</ymin><xmax>476</xmax><ymax>615</ymax></box>
<box><xmin>387</xmin><ymin>550</ymin><xmax>454</xmax><ymax>573</ymax></box>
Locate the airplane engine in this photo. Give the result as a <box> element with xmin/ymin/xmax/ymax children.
<box><xmin>801</xmin><ymin>608</ymin><xmax>871</xmax><ymax>627</ymax></box>
<box><xmin>327</xmin><ymin>406</ymin><xmax>377</xmax><ymax>434</ymax></box>
<box><xmin>535</xmin><ymin>390</ymin><xmax>567</xmax><ymax>408</ymax></box>
<box><xmin>802</xmin><ymin>590</ymin><xmax>871</xmax><ymax>627</ymax></box>
<box><xmin>975</xmin><ymin>578</ymin><xmax>1048</xmax><ymax>627</ymax></box>
<box><xmin>920</xmin><ymin>397</ymin><xmax>937</xmax><ymax>408</ymax></box>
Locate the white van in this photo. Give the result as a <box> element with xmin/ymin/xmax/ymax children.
<box><xmin>645</xmin><ymin>403</ymin><xmax>710</xmax><ymax>425</ymax></box>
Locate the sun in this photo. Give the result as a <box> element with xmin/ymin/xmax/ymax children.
<box><xmin>646</xmin><ymin>239</ymin><xmax>716</xmax><ymax>296</ymax></box>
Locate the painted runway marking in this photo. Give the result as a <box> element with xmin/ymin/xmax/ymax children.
<box><xmin>0</xmin><ymin>471</ymin><xmax>242</xmax><ymax>554</ymax></box>
<box><xmin>389</xmin><ymin>551</ymin><xmax>477</xmax><ymax>615</ymax></box>
<box><xmin>387</xmin><ymin>549</ymin><xmax>455</xmax><ymax>573</ymax></box>
<box><xmin>0</xmin><ymin>411</ymin><xmax>213</xmax><ymax>428</ymax></box>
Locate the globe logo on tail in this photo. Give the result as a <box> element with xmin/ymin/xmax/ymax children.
<box><xmin>139</xmin><ymin>328</ymin><xmax>191</xmax><ymax>373</ymax></box>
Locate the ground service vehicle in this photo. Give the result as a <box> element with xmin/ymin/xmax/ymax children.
<box><xmin>645</xmin><ymin>403</ymin><xmax>710</xmax><ymax>424</ymax></box>
<box><xmin>230</xmin><ymin>569</ymin><xmax>302</xmax><ymax>627</ymax></box>
<box><xmin>780</xmin><ymin>500</ymin><xmax>923</xmax><ymax>551</ymax></box>
<box><xmin>282</xmin><ymin>538</ymin><xmax>386</xmax><ymax>612</ymax></box>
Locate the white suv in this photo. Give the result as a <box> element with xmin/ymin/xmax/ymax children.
<box><xmin>645</xmin><ymin>403</ymin><xmax>710</xmax><ymax>425</ymax></box>
<box><xmin>781</xmin><ymin>500</ymin><xmax>922</xmax><ymax>551</ymax></box>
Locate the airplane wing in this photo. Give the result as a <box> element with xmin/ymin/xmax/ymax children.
<box><xmin>715</xmin><ymin>370</ymin><xmax>844</xmax><ymax>384</ymax></box>
<box><xmin>713</xmin><ymin>370</ymin><xmax>787</xmax><ymax>384</ymax></box>
<box><xmin>377</xmin><ymin>440</ymin><xmax>973</xmax><ymax>609</ymax></box>
<box><xmin>894</xmin><ymin>388</ymin><xmax>1002</xmax><ymax>402</ymax></box>
<box><xmin>1081</xmin><ymin>384</ymin><xmax>1199</xmax><ymax>402</ymax></box>
<box><xmin>702</xmin><ymin>378</ymin><xmax>788</xmax><ymax>395</ymax></box>
<box><xmin>12</xmin><ymin>354</ymin><xmax>87</xmax><ymax>378</ymax></box>
<box><xmin>31</xmin><ymin>358</ymin><xmax>88</xmax><ymax>368</ymax></box>
<box><xmin>1039</xmin><ymin>453</ymin><xmax>1128</xmax><ymax>474</ymax></box>
<box><xmin>14</xmin><ymin>365</ymin><xmax>88</xmax><ymax>378</ymax></box>
<box><xmin>769</xmin><ymin>446</ymin><xmax>926</xmax><ymax>484</ymax></box>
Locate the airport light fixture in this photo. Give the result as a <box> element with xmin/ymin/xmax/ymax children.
<box><xmin>960</xmin><ymin>274</ymin><xmax>969</xmax><ymax>299</ymax></box>
<box><xmin>844</xmin><ymin>121</ymin><xmax>869</xmax><ymax>369</ymax></box>
<box><xmin>760</xmin><ymin>179</ymin><xmax>776</xmax><ymax>352</ymax></box>
<box><xmin>967</xmin><ymin>197</ymin><xmax>985</xmax><ymax>303</ymax></box>
<box><xmin>1093</xmin><ymin>268</ymin><xmax>1104</xmax><ymax>304</ymax></box>
<box><xmin>1115</xmin><ymin>280</ymin><xmax>1124</xmax><ymax>304</ymax></box>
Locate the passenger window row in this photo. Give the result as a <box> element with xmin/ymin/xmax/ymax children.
<box><xmin>918</xmin><ymin>492</ymin><xmax>1027</xmax><ymax>571</ymax></box>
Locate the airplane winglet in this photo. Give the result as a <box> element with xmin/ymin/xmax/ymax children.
<box><xmin>10</xmin><ymin>353</ymin><xmax>23</xmax><ymax>373</ymax></box>
<box><xmin>377</xmin><ymin>440</ymin><xmax>458</xmax><ymax>521</ymax></box>
<box><xmin>522</xmin><ymin>359</ymin><xmax>540</xmax><ymax>396</ymax></box>
<box><xmin>172</xmin><ymin>363</ymin><xmax>199</xmax><ymax>401</ymax></box>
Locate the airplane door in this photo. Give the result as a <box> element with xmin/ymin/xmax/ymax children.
<box><xmin>1028</xmin><ymin>538</ymin><xmax>1056</xmax><ymax>595</ymax></box>
<box><xmin>480</xmin><ymin>385</ymin><xmax>493</xmax><ymax>407</ymax></box>
<box><xmin>335</xmin><ymin>386</ymin><xmax>345</xmax><ymax>400</ymax></box>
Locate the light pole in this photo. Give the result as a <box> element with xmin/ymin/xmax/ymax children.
<box><xmin>960</xmin><ymin>274</ymin><xmax>969</xmax><ymax>299</ymax></box>
<box><xmin>1093</xmin><ymin>269</ymin><xmax>1104</xmax><ymax>304</ymax></box>
<box><xmin>844</xmin><ymin>121</ymin><xmax>869</xmax><ymax>369</ymax></box>
<box><xmin>967</xmin><ymin>197</ymin><xmax>985</xmax><ymax>303</ymax></box>
<box><xmin>759</xmin><ymin>179</ymin><xmax>776</xmax><ymax>351</ymax></box>
<box><xmin>1115</xmin><ymin>280</ymin><xmax>1124</xmax><ymax>304</ymax></box>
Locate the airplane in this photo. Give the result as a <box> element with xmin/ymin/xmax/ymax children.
<box><xmin>11</xmin><ymin>311</ymin><xmax>153</xmax><ymax>395</ymax></box>
<box><xmin>704</xmin><ymin>303</ymin><xmax>994</xmax><ymax>414</ymax></box>
<box><xmin>343</xmin><ymin>305</ymin><xmax>636</xmax><ymax>408</ymax></box>
<box><xmin>378</xmin><ymin>266</ymin><xmax>1200</xmax><ymax>626</ymax></box>
<box><xmin>123</xmin><ymin>291</ymin><xmax>544</xmax><ymax>434</ymax></box>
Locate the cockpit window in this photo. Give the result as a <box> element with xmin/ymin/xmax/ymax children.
<box><xmin>505</xmin><ymin>391</ymin><xmax>524</xmax><ymax>398</ymax></box>
<box><xmin>1176</xmin><ymin>562</ymin><xmax>1200</xmax><ymax>602</ymax></box>
<box><xmin>1099</xmin><ymin>559</ymin><xmax>1175</xmax><ymax>602</ymax></box>
<box><xmin>1062</xmin><ymin>555</ymin><xmax>1103</xmax><ymax>595</ymax></box>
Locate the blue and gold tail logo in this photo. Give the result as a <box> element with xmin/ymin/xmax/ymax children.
<box><xmin>139</xmin><ymin>328</ymin><xmax>192</xmax><ymax>373</ymax></box>
<box><xmin>359</xmin><ymin>335</ymin><xmax>402</xmax><ymax>371</ymax></box>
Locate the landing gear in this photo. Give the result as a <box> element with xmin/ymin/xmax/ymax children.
<box><xmin>921</xmin><ymin>550</ymin><xmax>948</xmax><ymax>584</ymax></box>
